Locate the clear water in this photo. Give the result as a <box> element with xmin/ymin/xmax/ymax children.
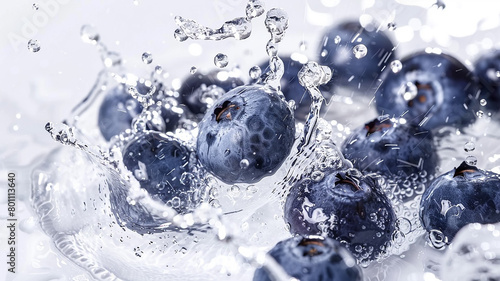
<box><xmin>3</xmin><ymin>0</ymin><xmax>500</xmax><ymax>281</ymax></box>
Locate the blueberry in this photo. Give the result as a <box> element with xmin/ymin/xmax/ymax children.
<box><xmin>110</xmin><ymin>131</ymin><xmax>197</xmax><ymax>233</ymax></box>
<box><xmin>419</xmin><ymin>161</ymin><xmax>500</xmax><ymax>243</ymax></box>
<box><xmin>258</xmin><ymin>56</ymin><xmax>311</xmax><ymax>120</ymax></box>
<box><xmin>178</xmin><ymin>69</ymin><xmax>244</xmax><ymax>118</ymax></box>
<box><xmin>341</xmin><ymin>117</ymin><xmax>438</xmax><ymax>190</ymax></box>
<box><xmin>253</xmin><ymin>236</ymin><xmax>363</xmax><ymax>281</ymax></box>
<box><xmin>98</xmin><ymin>80</ymin><xmax>182</xmax><ymax>140</ymax></box>
<box><xmin>474</xmin><ymin>49</ymin><xmax>500</xmax><ymax>112</ymax></box>
<box><xmin>318</xmin><ymin>20</ymin><xmax>396</xmax><ymax>92</ymax></box>
<box><xmin>375</xmin><ymin>51</ymin><xmax>479</xmax><ymax>130</ymax></box>
<box><xmin>197</xmin><ymin>84</ymin><xmax>295</xmax><ymax>184</ymax></box>
<box><xmin>284</xmin><ymin>170</ymin><xmax>396</xmax><ymax>263</ymax></box>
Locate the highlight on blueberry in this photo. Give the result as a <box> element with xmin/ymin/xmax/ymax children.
<box><xmin>318</xmin><ymin>20</ymin><xmax>396</xmax><ymax>92</ymax></box>
<box><xmin>284</xmin><ymin>169</ymin><xmax>396</xmax><ymax>263</ymax></box>
<box><xmin>253</xmin><ymin>236</ymin><xmax>363</xmax><ymax>281</ymax></box>
<box><xmin>375</xmin><ymin>51</ymin><xmax>479</xmax><ymax>130</ymax></box>
<box><xmin>196</xmin><ymin>84</ymin><xmax>296</xmax><ymax>184</ymax></box>
<box><xmin>419</xmin><ymin>161</ymin><xmax>500</xmax><ymax>245</ymax></box>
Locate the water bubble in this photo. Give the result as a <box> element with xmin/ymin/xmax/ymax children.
<box><xmin>353</xmin><ymin>44</ymin><xmax>367</xmax><ymax>59</ymax></box>
<box><xmin>480</xmin><ymin>99</ymin><xmax>487</xmax><ymax>106</ymax></box>
<box><xmin>249</xmin><ymin>66</ymin><xmax>262</xmax><ymax>79</ymax></box>
<box><xmin>80</xmin><ymin>25</ymin><xmax>100</xmax><ymax>44</ymax></box>
<box><xmin>32</xmin><ymin>3</ymin><xmax>39</xmax><ymax>10</ymax></box>
<box><xmin>27</xmin><ymin>39</ymin><xmax>41</xmax><ymax>52</ymax></box>
<box><xmin>214</xmin><ymin>53</ymin><xmax>229</xmax><ymax>68</ymax></box>
<box><xmin>476</xmin><ymin>110</ymin><xmax>484</xmax><ymax>118</ymax></box>
<box><xmin>464</xmin><ymin>142</ymin><xmax>475</xmax><ymax>152</ymax></box>
<box><xmin>190</xmin><ymin>66</ymin><xmax>197</xmax><ymax>74</ymax></box>
<box><xmin>465</xmin><ymin>155</ymin><xmax>478</xmax><ymax>166</ymax></box>
<box><xmin>245</xmin><ymin>0</ymin><xmax>265</xmax><ymax>19</ymax></box>
<box><xmin>142</xmin><ymin>52</ymin><xmax>153</xmax><ymax>64</ymax></box>
<box><xmin>334</xmin><ymin>35</ymin><xmax>341</xmax><ymax>44</ymax></box>
<box><xmin>299</xmin><ymin>41</ymin><xmax>308</xmax><ymax>51</ymax></box>
<box><xmin>390</xmin><ymin>60</ymin><xmax>402</xmax><ymax>73</ymax></box>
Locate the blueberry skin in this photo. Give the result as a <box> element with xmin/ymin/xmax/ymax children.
<box><xmin>259</xmin><ymin>56</ymin><xmax>311</xmax><ymax>120</ymax></box>
<box><xmin>474</xmin><ymin>49</ymin><xmax>500</xmax><ymax>111</ymax></box>
<box><xmin>253</xmin><ymin>236</ymin><xmax>363</xmax><ymax>281</ymax></box>
<box><xmin>111</xmin><ymin>131</ymin><xmax>196</xmax><ymax>233</ymax></box>
<box><xmin>419</xmin><ymin>161</ymin><xmax>500</xmax><ymax>243</ymax></box>
<box><xmin>284</xmin><ymin>170</ymin><xmax>396</xmax><ymax>263</ymax></box>
<box><xmin>197</xmin><ymin>84</ymin><xmax>295</xmax><ymax>184</ymax></box>
<box><xmin>341</xmin><ymin>117</ymin><xmax>438</xmax><ymax>179</ymax></box>
<box><xmin>179</xmin><ymin>70</ymin><xmax>244</xmax><ymax>117</ymax></box>
<box><xmin>98</xmin><ymin>83</ymin><xmax>181</xmax><ymax>140</ymax></box>
<box><xmin>318</xmin><ymin>20</ymin><xmax>396</xmax><ymax>92</ymax></box>
<box><xmin>375</xmin><ymin>52</ymin><xmax>479</xmax><ymax>130</ymax></box>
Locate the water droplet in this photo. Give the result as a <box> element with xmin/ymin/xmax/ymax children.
<box><xmin>353</xmin><ymin>44</ymin><xmax>367</xmax><ymax>59</ymax></box>
<box><xmin>401</xmin><ymin>82</ymin><xmax>418</xmax><ymax>101</ymax></box>
<box><xmin>246</xmin><ymin>185</ymin><xmax>258</xmax><ymax>194</ymax></box>
<box><xmin>214</xmin><ymin>53</ymin><xmax>229</xmax><ymax>68</ymax></box>
<box><xmin>265</xmin><ymin>8</ymin><xmax>289</xmax><ymax>43</ymax></box>
<box><xmin>299</xmin><ymin>41</ymin><xmax>307</xmax><ymax>51</ymax></box>
<box><xmin>245</xmin><ymin>0</ymin><xmax>265</xmax><ymax>19</ymax></box>
<box><xmin>155</xmin><ymin>65</ymin><xmax>163</xmax><ymax>74</ymax></box>
<box><xmin>388</xmin><ymin>22</ymin><xmax>397</xmax><ymax>30</ymax></box>
<box><xmin>239</xmin><ymin>159</ymin><xmax>250</xmax><ymax>169</ymax></box>
<box><xmin>429</xmin><ymin>229</ymin><xmax>448</xmax><ymax>249</ymax></box>
<box><xmin>80</xmin><ymin>25</ymin><xmax>100</xmax><ymax>44</ymax></box>
<box><xmin>249</xmin><ymin>66</ymin><xmax>262</xmax><ymax>79</ymax></box>
<box><xmin>174</xmin><ymin>28</ymin><xmax>188</xmax><ymax>42</ymax></box>
<box><xmin>142</xmin><ymin>52</ymin><xmax>153</xmax><ymax>64</ymax></box>
<box><xmin>480</xmin><ymin>99</ymin><xmax>487</xmax><ymax>106</ymax></box>
<box><xmin>465</xmin><ymin>155</ymin><xmax>478</xmax><ymax>166</ymax></box>
<box><xmin>476</xmin><ymin>110</ymin><xmax>484</xmax><ymax>118</ymax></box>
<box><xmin>464</xmin><ymin>142</ymin><xmax>475</xmax><ymax>152</ymax></box>
<box><xmin>228</xmin><ymin>185</ymin><xmax>241</xmax><ymax>197</ymax></box>
<box><xmin>190</xmin><ymin>66</ymin><xmax>197</xmax><ymax>74</ymax></box>
<box><xmin>27</xmin><ymin>39</ymin><xmax>41</xmax><ymax>52</ymax></box>
<box><xmin>334</xmin><ymin>35</ymin><xmax>341</xmax><ymax>44</ymax></box>
<box><xmin>390</xmin><ymin>60</ymin><xmax>402</xmax><ymax>73</ymax></box>
<box><xmin>32</xmin><ymin>3</ymin><xmax>39</xmax><ymax>10</ymax></box>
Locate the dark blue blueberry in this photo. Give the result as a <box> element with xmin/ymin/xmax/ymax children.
<box><xmin>197</xmin><ymin>84</ymin><xmax>295</xmax><ymax>184</ymax></box>
<box><xmin>375</xmin><ymin>51</ymin><xmax>479</xmax><ymax>130</ymax></box>
<box><xmin>178</xmin><ymin>69</ymin><xmax>244</xmax><ymax>118</ymax></box>
<box><xmin>258</xmin><ymin>56</ymin><xmax>312</xmax><ymax>120</ymax></box>
<box><xmin>253</xmin><ymin>236</ymin><xmax>363</xmax><ymax>281</ymax></box>
<box><xmin>284</xmin><ymin>170</ymin><xmax>396</xmax><ymax>263</ymax></box>
<box><xmin>419</xmin><ymin>161</ymin><xmax>500</xmax><ymax>243</ymax></box>
<box><xmin>98</xmin><ymin>81</ymin><xmax>182</xmax><ymax>140</ymax></box>
<box><xmin>474</xmin><ymin>49</ymin><xmax>500</xmax><ymax>112</ymax></box>
<box><xmin>341</xmin><ymin>117</ymin><xmax>438</xmax><ymax>186</ymax></box>
<box><xmin>110</xmin><ymin>131</ymin><xmax>197</xmax><ymax>233</ymax></box>
<box><xmin>318</xmin><ymin>20</ymin><xmax>396</xmax><ymax>92</ymax></box>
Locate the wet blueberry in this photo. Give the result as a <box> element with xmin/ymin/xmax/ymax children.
<box><xmin>419</xmin><ymin>161</ymin><xmax>500</xmax><ymax>244</ymax></box>
<box><xmin>98</xmin><ymin>79</ymin><xmax>182</xmax><ymax>140</ymax></box>
<box><xmin>284</xmin><ymin>170</ymin><xmax>396</xmax><ymax>263</ymax></box>
<box><xmin>341</xmin><ymin>117</ymin><xmax>438</xmax><ymax>201</ymax></box>
<box><xmin>111</xmin><ymin>131</ymin><xmax>197</xmax><ymax>233</ymax></box>
<box><xmin>197</xmin><ymin>84</ymin><xmax>295</xmax><ymax>184</ymax></box>
<box><xmin>318</xmin><ymin>20</ymin><xmax>396</xmax><ymax>92</ymax></box>
<box><xmin>474</xmin><ymin>49</ymin><xmax>500</xmax><ymax>112</ymax></box>
<box><xmin>178</xmin><ymin>69</ymin><xmax>244</xmax><ymax>118</ymax></box>
<box><xmin>258</xmin><ymin>56</ymin><xmax>311</xmax><ymax>120</ymax></box>
<box><xmin>375</xmin><ymin>51</ymin><xmax>479</xmax><ymax>130</ymax></box>
<box><xmin>253</xmin><ymin>236</ymin><xmax>363</xmax><ymax>281</ymax></box>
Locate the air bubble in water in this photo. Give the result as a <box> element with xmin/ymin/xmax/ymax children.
<box><xmin>390</xmin><ymin>60</ymin><xmax>402</xmax><ymax>73</ymax></box>
<box><xmin>464</xmin><ymin>142</ymin><xmax>475</xmax><ymax>152</ymax></box>
<box><xmin>142</xmin><ymin>52</ymin><xmax>153</xmax><ymax>64</ymax></box>
<box><xmin>190</xmin><ymin>66</ymin><xmax>197</xmax><ymax>74</ymax></box>
<box><xmin>214</xmin><ymin>53</ymin><xmax>229</xmax><ymax>68</ymax></box>
<box><xmin>80</xmin><ymin>25</ymin><xmax>100</xmax><ymax>44</ymax></box>
<box><xmin>249</xmin><ymin>66</ymin><xmax>262</xmax><ymax>79</ymax></box>
<box><xmin>32</xmin><ymin>3</ymin><xmax>39</xmax><ymax>10</ymax></box>
<box><xmin>334</xmin><ymin>35</ymin><xmax>341</xmax><ymax>44</ymax></box>
<box><xmin>27</xmin><ymin>39</ymin><xmax>41</xmax><ymax>52</ymax></box>
<box><xmin>353</xmin><ymin>44</ymin><xmax>367</xmax><ymax>59</ymax></box>
<box><xmin>465</xmin><ymin>155</ymin><xmax>478</xmax><ymax>166</ymax></box>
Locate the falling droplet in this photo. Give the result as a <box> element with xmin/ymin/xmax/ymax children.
<box><xmin>480</xmin><ymin>99</ymin><xmax>487</xmax><ymax>107</ymax></box>
<box><xmin>390</xmin><ymin>60</ymin><xmax>402</xmax><ymax>73</ymax></box>
<box><xmin>299</xmin><ymin>41</ymin><xmax>308</xmax><ymax>51</ymax></box>
<box><xmin>465</xmin><ymin>155</ymin><xmax>478</xmax><ymax>166</ymax></box>
<box><xmin>155</xmin><ymin>65</ymin><xmax>163</xmax><ymax>74</ymax></box>
<box><xmin>334</xmin><ymin>35</ymin><xmax>341</xmax><ymax>44</ymax></box>
<box><xmin>80</xmin><ymin>25</ymin><xmax>100</xmax><ymax>44</ymax></box>
<box><xmin>214</xmin><ymin>53</ymin><xmax>228</xmax><ymax>68</ymax></box>
<box><xmin>27</xmin><ymin>39</ymin><xmax>41</xmax><ymax>52</ymax></box>
<box><xmin>353</xmin><ymin>44</ymin><xmax>367</xmax><ymax>59</ymax></box>
<box><xmin>249</xmin><ymin>66</ymin><xmax>261</xmax><ymax>79</ymax></box>
<box><xmin>464</xmin><ymin>142</ymin><xmax>475</xmax><ymax>152</ymax></box>
<box><xmin>142</xmin><ymin>52</ymin><xmax>153</xmax><ymax>64</ymax></box>
<box><xmin>32</xmin><ymin>3</ymin><xmax>39</xmax><ymax>10</ymax></box>
<box><xmin>190</xmin><ymin>66</ymin><xmax>197</xmax><ymax>74</ymax></box>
